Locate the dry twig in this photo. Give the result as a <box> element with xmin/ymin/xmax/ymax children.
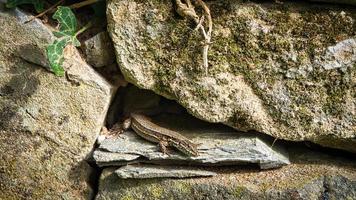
<box><xmin>175</xmin><ymin>0</ymin><xmax>212</xmax><ymax>75</ymax></box>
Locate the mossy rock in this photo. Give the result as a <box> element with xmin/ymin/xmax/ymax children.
<box><xmin>107</xmin><ymin>0</ymin><xmax>356</xmax><ymax>153</ymax></box>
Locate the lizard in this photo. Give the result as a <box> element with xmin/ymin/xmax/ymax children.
<box><xmin>121</xmin><ymin>113</ymin><xmax>199</xmax><ymax>157</ymax></box>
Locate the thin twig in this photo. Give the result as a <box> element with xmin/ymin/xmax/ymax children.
<box><xmin>271</xmin><ymin>138</ymin><xmax>278</xmax><ymax>148</ymax></box>
<box><xmin>25</xmin><ymin>0</ymin><xmax>65</xmax><ymax>24</ymax></box>
<box><xmin>195</xmin><ymin>0</ymin><xmax>212</xmax><ymax>75</ymax></box>
<box><xmin>175</xmin><ymin>0</ymin><xmax>212</xmax><ymax>75</ymax></box>
<box><xmin>175</xmin><ymin>0</ymin><xmax>199</xmax><ymax>24</ymax></box>
<box><xmin>69</xmin><ymin>0</ymin><xmax>100</xmax><ymax>9</ymax></box>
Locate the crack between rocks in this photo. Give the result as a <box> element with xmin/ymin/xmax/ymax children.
<box><xmin>322</xmin><ymin>176</ymin><xmax>330</xmax><ymax>200</ymax></box>
<box><xmin>87</xmin><ymin>141</ymin><xmax>103</xmax><ymax>200</ymax></box>
<box><xmin>88</xmin><ymin>162</ymin><xmax>102</xmax><ymax>200</ymax></box>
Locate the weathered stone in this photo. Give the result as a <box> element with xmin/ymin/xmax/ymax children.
<box><xmin>96</xmin><ymin>148</ymin><xmax>356</xmax><ymax>200</ymax></box>
<box><xmin>107</xmin><ymin>0</ymin><xmax>356</xmax><ymax>152</ymax></box>
<box><xmin>0</xmin><ymin>6</ymin><xmax>114</xmax><ymax>199</ymax></box>
<box><xmin>0</xmin><ymin>7</ymin><xmax>54</xmax><ymax>71</ymax></box>
<box><xmin>82</xmin><ymin>31</ymin><xmax>115</xmax><ymax>68</ymax></box>
<box><xmin>94</xmin><ymin>114</ymin><xmax>290</xmax><ymax>169</ymax></box>
<box><xmin>115</xmin><ymin>165</ymin><xmax>216</xmax><ymax>179</ymax></box>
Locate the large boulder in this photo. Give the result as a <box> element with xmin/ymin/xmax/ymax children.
<box><xmin>107</xmin><ymin>0</ymin><xmax>356</xmax><ymax>152</ymax></box>
<box><xmin>0</xmin><ymin>5</ymin><xmax>114</xmax><ymax>199</ymax></box>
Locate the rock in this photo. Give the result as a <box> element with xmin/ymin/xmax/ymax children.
<box><xmin>94</xmin><ymin>114</ymin><xmax>290</xmax><ymax>169</ymax></box>
<box><xmin>107</xmin><ymin>0</ymin><xmax>356</xmax><ymax>152</ymax></box>
<box><xmin>82</xmin><ymin>31</ymin><xmax>115</xmax><ymax>68</ymax></box>
<box><xmin>2</xmin><ymin>6</ymin><xmax>55</xmax><ymax>69</ymax></box>
<box><xmin>115</xmin><ymin>165</ymin><xmax>216</xmax><ymax>179</ymax></box>
<box><xmin>0</xmin><ymin>7</ymin><xmax>114</xmax><ymax>199</ymax></box>
<box><xmin>96</xmin><ymin>147</ymin><xmax>356</xmax><ymax>200</ymax></box>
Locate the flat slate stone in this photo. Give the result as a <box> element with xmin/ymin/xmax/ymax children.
<box><xmin>94</xmin><ymin>114</ymin><xmax>290</xmax><ymax>169</ymax></box>
<box><xmin>115</xmin><ymin>165</ymin><xmax>216</xmax><ymax>179</ymax></box>
<box><xmin>96</xmin><ymin>147</ymin><xmax>356</xmax><ymax>200</ymax></box>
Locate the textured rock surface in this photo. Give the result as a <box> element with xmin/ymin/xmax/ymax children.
<box><xmin>94</xmin><ymin>113</ymin><xmax>290</xmax><ymax>169</ymax></box>
<box><xmin>0</xmin><ymin>6</ymin><xmax>114</xmax><ymax>199</ymax></box>
<box><xmin>83</xmin><ymin>31</ymin><xmax>115</xmax><ymax>68</ymax></box>
<box><xmin>96</xmin><ymin>147</ymin><xmax>356</xmax><ymax>200</ymax></box>
<box><xmin>107</xmin><ymin>0</ymin><xmax>356</xmax><ymax>152</ymax></box>
<box><xmin>115</xmin><ymin>165</ymin><xmax>216</xmax><ymax>179</ymax></box>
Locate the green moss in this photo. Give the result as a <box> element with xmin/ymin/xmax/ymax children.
<box><xmin>121</xmin><ymin>194</ymin><xmax>135</xmax><ymax>200</ymax></box>
<box><xmin>174</xmin><ymin>182</ymin><xmax>192</xmax><ymax>194</ymax></box>
<box><xmin>209</xmin><ymin>3</ymin><xmax>356</xmax><ymax>129</ymax></box>
<box><xmin>233</xmin><ymin>186</ymin><xmax>247</xmax><ymax>198</ymax></box>
<box><xmin>149</xmin><ymin>185</ymin><xmax>164</xmax><ymax>199</ymax></box>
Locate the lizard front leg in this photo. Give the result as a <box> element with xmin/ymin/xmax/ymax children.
<box><xmin>122</xmin><ymin>117</ymin><xmax>132</xmax><ymax>130</ymax></box>
<box><xmin>105</xmin><ymin>117</ymin><xmax>132</xmax><ymax>138</ymax></box>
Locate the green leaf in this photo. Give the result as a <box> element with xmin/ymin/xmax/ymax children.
<box><xmin>47</xmin><ymin>6</ymin><xmax>82</xmax><ymax>76</ymax></box>
<box><xmin>52</xmin><ymin>6</ymin><xmax>77</xmax><ymax>36</ymax></box>
<box><xmin>46</xmin><ymin>37</ymin><xmax>71</xmax><ymax>76</ymax></box>
<box><xmin>47</xmin><ymin>6</ymin><xmax>88</xmax><ymax>76</ymax></box>
<box><xmin>53</xmin><ymin>31</ymin><xmax>68</xmax><ymax>38</ymax></box>
<box><xmin>71</xmin><ymin>37</ymin><xmax>81</xmax><ymax>47</ymax></box>
<box><xmin>6</xmin><ymin>0</ymin><xmax>44</xmax><ymax>13</ymax></box>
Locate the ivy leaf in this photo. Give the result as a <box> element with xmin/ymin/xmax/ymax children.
<box><xmin>6</xmin><ymin>0</ymin><xmax>44</xmax><ymax>13</ymax></box>
<box><xmin>46</xmin><ymin>37</ymin><xmax>71</xmax><ymax>76</ymax></box>
<box><xmin>52</xmin><ymin>6</ymin><xmax>77</xmax><ymax>36</ymax></box>
<box><xmin>71</xmin><ymin>37</ymin><xmax>81</xmax><ymax>47</ymax></box>
<box><xmin>46</xmin><ymin>6</ymin><xmax>80</xmax><ymax>76</ymax></box>
<box><xmin>53</xmin><ymin>31</ymin><xmax>68</xmax><ymax>38</ymax></box>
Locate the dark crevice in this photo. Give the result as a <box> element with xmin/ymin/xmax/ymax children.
<box><xmin>322</xmin><ymin>176</ymin><xmax>330</xmax><ymax>200</ymax></box>
<box><xmin>87</xmin><ymin>160</ymin><xmax>102</xmax><ymax>200</ymax></box>
<box><xmin>301</xmin><ymin>141</ymin><xmax>356</xmax><ymax>160</ymax></box>
<box><xmin>86</xmin><ymin>139</ymin><xmax>105</xmax><ymax>200</ymax></box>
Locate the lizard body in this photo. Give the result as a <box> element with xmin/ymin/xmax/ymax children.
<box><xmin>125</xmin><ymin>114</ymin><xmax>199</xmax><ymax>157</ymax></box>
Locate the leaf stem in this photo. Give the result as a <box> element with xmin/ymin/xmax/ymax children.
<box><xmin>75</xmin><ymin>21</ymin><xmax>93</xmax><ymax>37</ymax></box>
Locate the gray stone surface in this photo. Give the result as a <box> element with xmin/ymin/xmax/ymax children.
<box><xmin>83</xmin><ymin>31</ymin><xmax>115</xmax><ymax>68</ymax></box>
<box><xmin>115</xmin><ymin>165</ymin><xmax>216</xmax><ymax>179</ymax></box>
<box><xmin>96</xmin><ymin>148</ymin><xmax>356</xmax><ymax>200</ymax></box>
<box><xmin>0</xmin><ymin>7</ymin><xmax>114</xmax><ymax>199</ymax></box>
<box><xmin>94</xmin><ymin>114</ymin><xmax>290</xmax><ymax>169</ymax></box>
<box><xmin>107</xmin><ymin>0</ymin><xmax>356</xmax><ymax>152</ymax></box>
<box><xmin>0</xmin><ymin>4</ymin><xmax>55</xmax><ymax>70</ymax></box>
